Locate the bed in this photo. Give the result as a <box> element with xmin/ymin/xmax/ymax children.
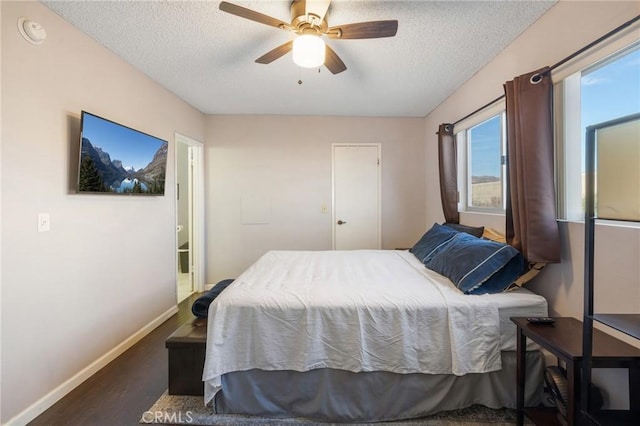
<box><xmin>202</xmin><ymin>233</ymin><xmax>548</xmax><ymax>422</ymax></box>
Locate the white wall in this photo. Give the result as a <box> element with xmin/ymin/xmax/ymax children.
<box><xmin>423</xmin><ymin>0</ymin><xmax>640</xmax><ymax>408</ymax></box>
<box><xmin>1</xmin><ymin>1</ymin><xmax>204</xmax><ymax>423</ymax></box>
<box><xmin>204</xmin><ymin>115</ymin><xmax>426</xmax><ymax>283</ymax></box>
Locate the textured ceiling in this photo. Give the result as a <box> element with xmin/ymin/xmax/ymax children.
<box><xmin>42</xmin><ymin>0</ymin><xmax>556</xmax><ymax>117</ymax></box>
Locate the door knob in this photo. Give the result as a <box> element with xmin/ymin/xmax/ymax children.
<box><xmin>337</xmin><ymin>220</ymin><xmax>347</xmax><ymax>225</ymax></box>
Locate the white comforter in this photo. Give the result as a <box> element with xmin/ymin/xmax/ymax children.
<box><xmin>203</xmin><ymin>250</ymin><xmax>517</xmax><ymax>404</ymax></box>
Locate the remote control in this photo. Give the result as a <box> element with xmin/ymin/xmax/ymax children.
<box><xmin>527</xmin><ymin>317</ymin><xmax>555</xmax><ymax>324</ymax></box>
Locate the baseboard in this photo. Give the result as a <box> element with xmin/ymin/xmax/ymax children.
<box><xmin>5</xmin><ymin>304</ymin><xmax>179</xmax><ymax>426</ymax></box>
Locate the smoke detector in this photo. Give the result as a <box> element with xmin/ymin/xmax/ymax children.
<box><xmin>18</xmin><ymin>17</ymin><xmax>47</xmax><ymax>45</ymax></box>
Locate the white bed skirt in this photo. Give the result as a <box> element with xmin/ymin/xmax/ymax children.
<box><xmin>214</xmin><ymin>350</ymin><xmax>544</xmax><ymax>422</ymax></box>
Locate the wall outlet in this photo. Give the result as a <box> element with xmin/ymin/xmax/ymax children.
<box><xmin>38</xmin><ymin>213</ymin><xmax>50</xmax><ymax>232</ymax></box>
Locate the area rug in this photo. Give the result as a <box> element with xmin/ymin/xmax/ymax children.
<box><xmin>141</xmin><ymin>391</ymin><xmax>533</xmax><ymax>425</ymax></box>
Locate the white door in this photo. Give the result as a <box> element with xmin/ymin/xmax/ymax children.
<box><xmin>176</xmin><ymin>141</ymin><xmax>194</xmax><ymax>302</ymax></box>
<box><xmin>175</xmin><ymin>133</ymin><xmax>205</xmax><ymax>301</ymax></box>
<box><xmin>332</xmin><ymin>144</ymin><xmax>381</xmax><ymax>250</ymax></box>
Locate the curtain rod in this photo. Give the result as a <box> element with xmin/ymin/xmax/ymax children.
<box><xmin>450</xmin><ymin>14</ymin><xmax>640</xmax><ymax>128</ymax></box>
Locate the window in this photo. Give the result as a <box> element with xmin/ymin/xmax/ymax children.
<box><xmin>458</xmin><ymin>113</ymin><xmax>506</xmax><ymax>213</ymax></box>
<box><xmin>582</xmin><ymin>47</ymin><xmax>640</xmax><ymax>131</ymax></box>
<box><xmin>560</xmin><ymin>43</ymin><xmax>640</xmax><ymax>221</ymax></box>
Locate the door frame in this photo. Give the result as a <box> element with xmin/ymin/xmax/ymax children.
<box><xmin>331</xmin><ymin>143</ymin><xmax>382</xmax><ymax>250</ymax></box>
<box><xmin>174</xmin><ymin>132</ymin><xmax>205</xmax><ymax>294</ymax></box>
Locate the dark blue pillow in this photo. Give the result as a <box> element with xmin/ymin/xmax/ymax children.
<box><xmin>443</xmin><ymin>222</ymin><xmax>485</xmax><ymax>238</ymax></box>
<box><xmin>424</xmin><ymin>232</ymin><xmax>526</xmax><ymax>294</ymax></box>
<box><xmin>411</xmin><ymin>223</ymin><xmax>459</xmax><ymax>264</ymax></box>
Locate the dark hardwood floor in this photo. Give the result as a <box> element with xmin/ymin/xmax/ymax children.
<box><xmin>29</xmin><ymin>293</ymin><xmax>201</xmax><ymax>426</ymax></box>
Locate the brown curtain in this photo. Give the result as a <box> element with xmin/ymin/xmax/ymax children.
<box><xmin>437</xmin><ymin>123</ymin><xmax>459</xmax><ymax>224</ymax></box>
<box><xmin>503</xmin><ymin>67</ymin><xmax>561</xmax><ymax>263</ymax></box>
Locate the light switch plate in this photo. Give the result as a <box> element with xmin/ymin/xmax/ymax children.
<box><xmin>38</xmin><ymin>213</ymin><xmax>50</xmax><ymax>232</ymax></box>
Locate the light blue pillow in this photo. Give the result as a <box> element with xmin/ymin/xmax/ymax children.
<box><xmin>411</xmin><ymin>223</ymin><xmax>459</xmax><ymax>264</ymax></box>
<box><xmin>424</xmin><ymin>232</ymin><xmax>526</xmax><ymax>294</ymax></box>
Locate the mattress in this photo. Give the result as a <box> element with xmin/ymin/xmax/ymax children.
<box><xmin>203</xmin><ymin>249</ymin><xmax>547</xmax><ymax>405</ymax></box>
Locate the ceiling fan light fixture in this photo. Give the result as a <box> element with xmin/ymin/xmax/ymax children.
<box><xmin>292</xmin><ymin>34</ymin><xmax>325</xmax><ymax>68</ymax></box>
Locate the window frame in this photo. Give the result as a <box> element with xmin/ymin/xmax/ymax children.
<box><xmin>555</xmin><ymin>40</ymin><xmax>640</xmax><ymax>223</ymax></box>
<box><xmin>455</xmin><ymin>104</ymin><xmax>507</xmax><ymax>215</ymax></box>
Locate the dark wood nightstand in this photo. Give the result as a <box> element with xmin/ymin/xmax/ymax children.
<box><xmin>511</xmin><ymin>317</ymin><xmax>640</xmax><ymax>426</ymax></box>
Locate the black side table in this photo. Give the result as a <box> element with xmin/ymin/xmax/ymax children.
<box><xmin>511</xmin><ymin>317</ymin><xmax>640</xmax><ymax>426</ymax></box>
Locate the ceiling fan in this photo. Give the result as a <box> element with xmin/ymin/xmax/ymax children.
<box><xmin>219</xmin><ymin>0</ymin><xmax>398</xmax><ymax>74</ymax></box>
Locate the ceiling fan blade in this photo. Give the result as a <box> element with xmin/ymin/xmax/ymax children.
<box><xmin>327</xmin><ymin>20</ymin><xmax>398</xmax><ymax>39</ymax></box>
<box><xmin>324</xmin><ymin>45</ymin><xmax>346</xmax><ymax>74</ymax></box>
<box><xmin>219</xmin><ymin>1</ymin><xmax>291</xmax><ymax>30</ymax></box>
<box><xmin>255</xmin><ymin>40</ymin><xmax>294</xmax><ymax>64</ymax></box>
<box><xmin>302</xmin><ymin>0</ymin><xmax>331</xmax><ymax>23</ymax></box>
